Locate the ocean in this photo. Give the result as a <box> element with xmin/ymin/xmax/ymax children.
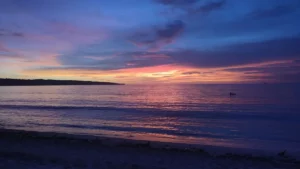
<box><xmin>1</xmin><ymin>84</ymin><xmax>300</xmax><ymax>152</ymax></box>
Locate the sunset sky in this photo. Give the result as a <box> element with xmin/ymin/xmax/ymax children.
<box><xmin>0</xmin><ymin>0</ymin><xmax>300</xmax><ymax>84</ymax></box>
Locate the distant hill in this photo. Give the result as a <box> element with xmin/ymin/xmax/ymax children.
<box><xmin>0</xmin><ymin>78</ymin><xmax>124</xmax><ymax>86</ymax></box>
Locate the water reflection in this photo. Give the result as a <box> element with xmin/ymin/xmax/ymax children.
<box><xmin>1</xmin><ymin>84</ymin><xmax>300</xmax><ymax>111</ymax></box>
<box><xmin>1</xmin><ymin>84</ymin><xmax>300</xmax><ymax>151</ymax></box>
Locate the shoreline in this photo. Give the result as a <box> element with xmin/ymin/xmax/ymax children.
<box><xmin>1</xmin><ymin>128</ymin><xmax>299</xmax><ymax>169</ymax></box>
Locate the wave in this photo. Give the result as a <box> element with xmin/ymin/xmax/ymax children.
<box><xmin>3</xmin><ymin>122</ymin><xmax>247</xmax><ymax>140</ymax></box>
<box><xmin>1</xmin><ymin>104</ymin><xmax>298</xmax><ymax>121</ymax></box>
<box><xmin>4</xmin><ymin>122</ymin><xmax>300</xmax><ymax>143</ymax></box>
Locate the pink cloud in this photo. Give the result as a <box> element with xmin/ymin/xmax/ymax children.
<box><xmin>0</xmin><ymin>43</ymin><xmax>9</xmax><ymax>52</ymax></box>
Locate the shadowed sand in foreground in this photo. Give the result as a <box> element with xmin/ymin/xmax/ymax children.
<box><xmin>0</xmin><ymin>129</ymin><xmax>299</xmax><ymax>169</ymax></box>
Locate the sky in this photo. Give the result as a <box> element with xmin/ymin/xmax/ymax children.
<box><xmin>0</xmin><ymin>0</ymin><xmax>300</xmax><ymax>84</ymax></box>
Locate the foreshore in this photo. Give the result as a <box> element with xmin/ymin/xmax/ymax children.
<box><xmin>0</xmin><ymin>129</ymin><xmax>299</xmax><ymax>169</ymax></box>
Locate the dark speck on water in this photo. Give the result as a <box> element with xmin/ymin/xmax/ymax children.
<box><xmin>229</xmin><ymin>92</ymin><xmax>237</xmax><ymax>96</ymax></box>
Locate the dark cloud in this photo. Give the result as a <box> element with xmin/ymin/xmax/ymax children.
<box><xmin>155</xmin><ymin>0</ymin><xmax>226</xmax><ymax>14</ymax></box>
<box><xmin>169</xmin><ymin>36</ymin><xmax>300</xmax><ymax>68</ymax></box>
<box><xmin>182</xmin><ymin>71</ymin><xmax>214</xmax><ymax>75</ymax></box>
<box><xmin>156</xmin><ymin>20</ymin><xmax>184</xmax><ymax>41</ymax></box>
<box><xmin>172</xmin><ymin>0</ymin><xmax>300</xmax><ymax>46</ymax></box>
<box><xmin>225</xmin><ymin>64</ymin><xmax>300</xmax><ymax>75</ymax></box>
<box><xmin>248</xmin><ymin>5</ymin><xmax>298</xmax><ymax>19</ymax></box>
<box><xmin>57</xmin><ymin>36</ymin><xmax>300</xmax><ymax>71</ymax></box>
<box><xmin>129</xmin><ymin>20</ymin><xmax>185</xmax><ymax>50</ymax></box>
<box><xmin>0</xmin><ymin>28</ymin><xmax>24</xmax><ymax>37</ymax></box>
<box><xmin>11</xmin><ymin>32</ymin><xmax>24</xmax><ymax>37</ymax></box>
<box><xmin>186</xmin><ymin>2</ymin><xmax>300</xmax><ymax>42</ymax></box>
<box><xmin>182</xmin><ymin>71</ymin><xmax>201</xmax><ymax>75</ymax></box>
<box><xmin>155</xmin><ymin>0</ymin><xmax>198</xmax><ymax>6</ymax></box>
<box><xmin>192</xmin><ymin>0</ymin><xmax>225</xmax><ymax>14</ymax></box>
<box><xmin>115</xmin><ymin>75</ymin><xmax>129</xmax><ymax>79</ymax></box>
<box><xmin>225</xmin><ymin>62</ymin><xmax>300</xmax><ymax>83</ymax></box>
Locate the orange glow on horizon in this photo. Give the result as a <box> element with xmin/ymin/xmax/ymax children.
<box><xmin>18</xmin><ymin>59</ymin><xmax>293</xmax><ymax>84</ymax></box>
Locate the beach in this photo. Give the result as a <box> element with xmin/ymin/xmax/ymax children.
<box><xmin>1</xmin><ymin>129</ymin><xmax>299</xmax><ymax>169</ymax></box>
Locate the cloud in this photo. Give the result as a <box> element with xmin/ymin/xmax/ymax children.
<box><xmin>0</xmin><ymin>43</ymin><xmax>9</xmax><ymax>52</ymax></box>
<box><xmin>192</xmin><ymin>0</ymin><xmax>225</xmax><ymax>14</ymax></box>
<box><xmin>55</xmin><ymin>35</ymin><xmax>300</xmax><ymax>72</ymax></box>
<box><xmin>129</xmin><ymin>20</ymin><xmax>185</xmax><ymax>50</ymax></box>
<box><xmin>58</xmin><ymin>50</ymin><xmax>172</xmax><ymax>71</ymax></box>
<box><xmin>181</xmin><ymin>71</ymin><xmax>201</xmax><ymax>75</ymax></box>
<box><xmin>0</xmin><ymin>29</ymin><xmax>24</xmax><ymax>37</ymax></box>
<box><xmin>133</xmin><ymin>53</ymin><xmax>169</xmax><ymax>59</ymax></box>
<box><xmin>155</xmin><ymin>0</ymin><xmax>226</xmax><ymax>14</ymax></box>
<box><xmin>0</xmin><ymin>43</ymin><xmax>21</xmax><ymax>59</ymax></box>
<box><xmin>223</xmin><ymin>60</ymin><xmax>300</xmax><ymax>83</ymax></box>
<box><xmin>169</xmin><ymin>36</ymin><xmax>300</xmax><ymax>68</ymax></box>
<box><xmin>155</xmin><ymin>0</ymin><xmax>198</xmax><ymax>6</ymax></box>
<box><xmin>248</xmin><ymin>5</ymin><xmax>298</xmax><ymax>19</ymax></box>
<box><xmin>224</xmin><ymin>61</ymin><xmax>296</xmax><ymax>73</ymax></box>
<box><xmin>181</xmin><ymin>71</ymin><xmax>214</xmax><ymax>75</ymax></box>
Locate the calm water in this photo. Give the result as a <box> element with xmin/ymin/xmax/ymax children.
<box><xmin>1</xmin><ymin>84</ymin><xmax>300</xmax><ymax>151</ymax></box>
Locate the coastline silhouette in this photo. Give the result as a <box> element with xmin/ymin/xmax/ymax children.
<box><xmin>0</xmin><ymin>78</ymin><xmax>124</xmax><ymax>86</ymax></box>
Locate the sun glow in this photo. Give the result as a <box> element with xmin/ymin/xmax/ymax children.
<box><xmin>17</xmin><ymin>59</ymin><xmax>295</xmax><ymax>84</ymax></box>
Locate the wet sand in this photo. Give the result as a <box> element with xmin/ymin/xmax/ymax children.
<box><xmin>0</xmin><ymin>129</ymin><xmax>299</xmax><ymax>169</ymax></box>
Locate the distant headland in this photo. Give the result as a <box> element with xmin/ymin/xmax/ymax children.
<box><xmin>0</xmin><ymin>78</ymin><xmax>124</xmax><ymax>86</ymax></box>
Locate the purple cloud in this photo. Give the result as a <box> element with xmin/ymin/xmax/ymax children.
<box><xmin>169</xmin><ymin>36</ymin><xmax>300</xmax><ymax>68</ymax></box>
<box><xmin>224</xmin><ymin>61</ymin><xmax>300</xmax><ymax>83</ymax></box>
<box><xmin>55</xmin><ymin>35</ymin><xmax>300</xmax><ymax>72</ymax></box>
<box><xmin>0</xmin><ymin>28</ymin><xmax>24</xmax><ymax>37</ymax></box>
<box><xmin>0</xmin><ymin>43</ymin><xmax>22</xmax><ymax>59</ymax></box>
<box><xmin>0</xmin><ymin>43</ymin><xmax>8</xmax><ymax>52</ymax></box>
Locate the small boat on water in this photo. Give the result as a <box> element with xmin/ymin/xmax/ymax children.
<box><xmin>229</xmin><ymin>92</ymin><xmax>236</xmax><ymax>96</ymax></box>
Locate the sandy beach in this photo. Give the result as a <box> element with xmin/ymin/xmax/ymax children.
<box><xmin>0</xmin><ymin>129</ymin><xmax>299</xmax><ymax>169</ymax></box>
